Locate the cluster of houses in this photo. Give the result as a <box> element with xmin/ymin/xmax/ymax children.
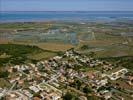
<box><xmin>0</xmin><ymin>49</ymin><xmax>132</xmax><ymax>100</ymax></box>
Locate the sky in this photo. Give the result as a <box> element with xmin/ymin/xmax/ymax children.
<box><xmin>1</xmin><ymin>0</ymin><xmax>133</xmax><ymax>11</ymax></box>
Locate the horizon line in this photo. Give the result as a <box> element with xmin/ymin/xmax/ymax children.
<box><xmin>1</xmin><ymin>10</ymin><xmax>133</xmax><ymax>12</ymax></box>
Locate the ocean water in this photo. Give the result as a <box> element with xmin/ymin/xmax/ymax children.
<box><xmin>0</xmin><ymin>11</ymin><xmax>133</xmax><ymax>22</ymax></box>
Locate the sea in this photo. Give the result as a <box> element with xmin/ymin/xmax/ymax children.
<box><xmin>0</xmin><ymin>11</ymin><xmax>133</xmax><ymax>22</ymax></box>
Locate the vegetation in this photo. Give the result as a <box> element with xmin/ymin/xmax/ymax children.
<box><xmin>83</xmin><ymin>86</ymin><xmax>92</xmax><ymax>94</ymax></box>
<box><xmin>0</xmin><ymin>19</ymin><xmax>133</xmax><ymax>100</ymax></box>
<box><xmin>87</xmin><ymin>95</ymin><xmax>102</xmax><ymax>100</ymax></box>
<box><xmin>0</xmin><ymin>70</ymin><xmax>9</xmax><ymax>78</ymax></box>
<box><xmin>0</xmin><ymin>78</ymin><xmax>11</xmax><ymax>88</ymax></box>
<box><xmin>80</xmin><ymin>45</ymin><xmax>89</xmax><ymax>50</ymax></box>
<box><xmin>69</xmin><ymin>80</ymin><xmax>82</xmax><ymax>90</ymax></box>
<box><xmin>63</xmin><ymin>92</ymin><xmax>79</xmax><ymax>100</ymax></box>
<box><xmin>0</xmin><ymin>44</ymin><xmax>57</xmax><ymax>66</ymax></box>
<box><xmin>0</xmin><ymin>44</ymin><xmax>43</xmax><ymax>55</ymax></box>
<box><xmin>101</xmin><ymin>56</ymin><xmax>133</xmax><ymax>70</ymax></box>
<box><xmin>0</xmin><ymin>22</ymin><xmax>51</xmax><ymax>29</ymax></box>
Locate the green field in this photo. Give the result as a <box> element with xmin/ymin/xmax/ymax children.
<box><xmin>0</xmin><ymin>44</ymin><xmax>58</xmax><ymax>66</ymax></box>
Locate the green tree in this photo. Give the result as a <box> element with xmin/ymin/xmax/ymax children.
<box><xmin>89</xmin><ymin>52</ymin><xmax>95</xmax><ymax>57</ymax></box>
<box><xmin>81</xmin><ymin>45</ymin><xmax>89</xmax><ymax>50</ymax></box>
<box><xmin>83</xmin><ymin>86</ymin><xmax>92</xmax><ymax>94</ymax></box>
<box><xmin>0</xmin><ymin>71</ymin><xmax>9</xmax><ymax>78</ymax></box>
<box><xmin>76</xmin><ymin>80</ymin><xmax>82</xmax><ymax>90</ymax></box>
<box><xmin>63</xmin><ymin>92</ymin><xmax>79</xmax><ymax>100</ymax></box>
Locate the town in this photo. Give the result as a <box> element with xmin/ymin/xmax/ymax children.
<box><xmin>0</xmin><ymin>49</ymin><xmax>132</xmax><ymax>100</ymax></box>
<box><xmin>1</xmin><ymin>0</ymin><xmax>133</xmax><ymax>100</ymax></box>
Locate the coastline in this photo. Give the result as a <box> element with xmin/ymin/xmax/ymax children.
<box><xmin>0</xmin><ymin>11</ymin><xmax>133</xmax><ymax>23</ymax></box>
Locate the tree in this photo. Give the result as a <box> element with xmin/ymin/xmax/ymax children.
<box><xmin>89</xmin><ymin>52</ymin><xmax>95</xmax><ymax>57</ymax></box>
<box><xmin>97</xmin><ymin>86</ymin><xmax>106</xmax><ymax>92</ymax></box>
<box><xmin>83</xmin><ymin>86</ymin><xmax>92</xmax><ymax>94</ymax></box>
<box><xmin>63</xmin><ymin>92</ymin><xmax>73</xmax><ymax>100</ymax></box>
<box><xmin>81</xmin><ymin>45</ymin><xmax>89</xmax><ymax>50</ymax></box>
<box><xmin>63</xmin><ymin>92</ymin><xmax>79</xmax><ymax>100</ymax></box>
<box><xmin>76</xmin><ymin>80</ymin><xmax>82</xmax><ymax>90</ymax></box>
<box><xmin>0</xmin><ymin>71</ymin><xmax>9</xmax><ymax>78</ymax></box>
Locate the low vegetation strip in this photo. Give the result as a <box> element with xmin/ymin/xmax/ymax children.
<box><xmin>0</xmin><ymin>44</ymin><xmax>43</xmax><ymax>55</ymax></box>
<box><xmin>0</xmin><ymin>44</ymin><xmax>58</xmax><ymax>66</ymax></box>
<box><xmin>100</xmin><ymin>56</ymin><xmax>133</xmax><ymax>70</ymax></box>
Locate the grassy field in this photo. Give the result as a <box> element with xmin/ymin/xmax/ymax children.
<box><xmin>28</xmin><ymin>51</ymin><xmax>57</xmax><ymax>60</ymax></box>
<box><xmin>37</xmin><ymin>43</ymin><xmax>74</xmax><ymax>51</ymax></box>
<box><xmin>0</xmin><ymin>22</ymin><xmax>52</xmax><ymax>30</ymax></box>
<box><xmin>2</xmin><ymin>41</ymin><xmax>74</xmax><ymax>52</ymax></box>
<box><xmin>77</xmin><ymin>30</ymin><xmax>133</xmax><ymax>58</ymax></box>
